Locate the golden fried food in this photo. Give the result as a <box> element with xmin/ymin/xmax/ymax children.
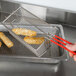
<box><xmin>0</xmin><ymin>42</ymin><xmax>2</xmax><ymax>47</ymax></box>
<box><xmin>24</xmin><ymin>37</ymin><xmax>44</xmax><ymax>44</ymax></box>
<box><xmin>0</xmin><ymin>32</ymin><xmax>14</xmax><ymax>48</ymax></box>
<box><xmin>12</xmin><ymin>28</ymin><xmax>37</xmax><ymax>37</ymax></box>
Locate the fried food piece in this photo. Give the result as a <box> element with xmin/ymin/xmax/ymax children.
<box><xmin>24</xmin><ymin>37</ymin><xmax>44</xmax><ymax>44</ymax></box>
<box><xmin>12</xmin><ymin>28</ymin><xmax>37</xmax><ymax>37</ymax></box>
<box><xmin>0</xmin><ymin>32</ymin><xmax>14</xmax><ymax>48</ymax></box>
<box><xmin>0</xmin><ymin>42</ymin><xmax>2</xmax><ymax>47</ymax></box>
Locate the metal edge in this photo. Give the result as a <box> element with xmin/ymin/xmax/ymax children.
<box><xmin>49</xmin><ymin>24</ymin><xmax>68</xmax><ymax>61</ymax></box>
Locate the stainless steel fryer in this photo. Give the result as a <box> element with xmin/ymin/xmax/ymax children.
<box><xmin>1</xmin><ymin>6</ymin><xmax>68</xmax><ymax>63</ymax></box>
<box><xmin>0</xmin><ymin>24</ymin><xmax>68</xmax><ymax>63</ymax></box>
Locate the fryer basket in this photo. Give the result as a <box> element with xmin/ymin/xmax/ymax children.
<box><xmin>2</xmin><ymin>7</ymin><xmax>59</xmax><ymax>57</ymax></box>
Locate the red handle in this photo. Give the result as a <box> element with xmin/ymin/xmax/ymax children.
<box><xmin>55</xmin><ymin>35</ymin><xmax>73</xmax><ymax>44</ymax></box>
<box><xmin>50</xmin><ymin>35</ymin><xmax>76</xmax><ymax>55</ymax></box>
<box><xmin>50</xmin><ymin>39</ymin><xmax>76</xmax><ymax>55</ymax></box>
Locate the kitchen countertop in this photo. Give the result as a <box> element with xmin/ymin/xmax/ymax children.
<box><xmin>3</xmin><ymin>0</ymin><xmax>76</xmax><ymax>13</ymax></box>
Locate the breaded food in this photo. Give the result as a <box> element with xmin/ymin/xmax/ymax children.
<box><xmin>0</xmin><ymin>42</ymin><xmax>2</xmax><ymax>47</ymax></box>
<box><xmin>24</xmin><ymin>37</ymin><xmax>44</xmax><ymax>44</ymax></box>
<box><xmin>0</xmin><ymin>32</ymin><xmax>14</xmax><ymax>48</ymax></box>
<box><xmin>12</xmin><ymin>28</ymin><xmax>37</xmax><ymax>37</ymax></box>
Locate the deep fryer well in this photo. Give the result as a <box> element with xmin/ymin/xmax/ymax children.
<box><xmin>1</xmin><ymin>7</ymin><xmax>68</xmax><ymax>63</ymax></box>
<box><xmin>0</xmin><ymin>24</ymin><xmax>68</xmax><ymax>63</ymax></box>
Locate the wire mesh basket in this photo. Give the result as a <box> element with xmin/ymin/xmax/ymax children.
<box><xmin>2</xmin><ymin>7</ymin><xmax>60</xmax><ymax>57</ymax></box>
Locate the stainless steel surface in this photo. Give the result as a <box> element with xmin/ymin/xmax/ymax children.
<box><xmin>1</xmin><ymin>1</ymin><xmax>76</xmax><ymax>27</ymax></box>
<box><xmin>46</xmin><ymin>8</ymin><xmax>66</xmax><ymax>24</ymax></box>
<box><xmin>46</xmin><ymin>8</ymin><xmax>76</xmax><ymax>26</ymax></box>
<box><xmin>0</xmin><ymin>61</ymin><xmax>60</xmax><ymax>76</ymax></box>
<box><xmin>0</xmin><ymin>1</ymin><xmax>46</xmax><ymax>22</ymax></box>
<box><xmin>0</xmin><ymin>25</ymin><xmax>75</xmax><ymax>76</ymax></box>
<box><xmin>60</xmin><ymin>26</ymin><xmax>76</xmax><ymax>76</ymax></box>
<box><xmin>0</xmin><ymin>1</ymin><xmax>20</xmax><ymax>22</ymax></box>
<box><xmin>0</xmin><ymin>1</ymin><xmax>76</xmax><ymax>76</ymax></box>
<box><xmin>1</xmin><ymin>1</ymin><xmax>76</xmax><ymax>75</ymax></box>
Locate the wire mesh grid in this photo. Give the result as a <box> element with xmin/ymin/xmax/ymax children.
<box><xmin>2</xmin><ymin>7</ymin><xmax>59</xmax><ymax>57</ymax></box>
